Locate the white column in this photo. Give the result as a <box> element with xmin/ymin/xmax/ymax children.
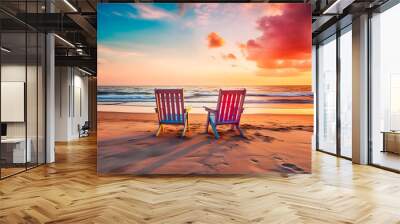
<box><xmin>352</xmin><ymin>14</ymin><xmax>369</xmax><ymax>164</ymax></box>
<box><xmin>46</xmin><ymin>33</ymin><xmax>55</xmax><ymax>163</ymax></box>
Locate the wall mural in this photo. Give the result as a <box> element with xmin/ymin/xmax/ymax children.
<box><xmin>97</xmin><ymin>3</ymin><xmax>313</xmax><ymax>175</ymax></box>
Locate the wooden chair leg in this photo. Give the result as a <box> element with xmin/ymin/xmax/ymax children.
<box><xmin>205</xmin><ymin>113</ymin><xmax>210</xmax><ymax>133</ymax></box>
<box><xmin>210</xmin><ymin>120</ymin><xmax>219</xmax><ymax>139</ymax></box>
<box><xmin>181</xmin><ymin>123</ymin><xmax>187</xmax><ymax>138</ymax></box>
<box><xmin>186</xmin><ymin>113</ymin><xmax>190</xmax><ymax>130</ymax></box>
<box><xmin>156</xmin><ymin>124</ymin><xmax>163</xmax><ymax>136</ymax></box>
<box><xmin>236</xmin><ymin>125</ymin><xmax>245</xmax><ymax>138</ymax></box>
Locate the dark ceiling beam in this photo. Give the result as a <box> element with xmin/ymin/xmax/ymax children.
<box><xmin>312</xmin><ymin>14</ymin><xmax>352</xmax><ymax>44</ymax></box>
<box><xmin>0</xmin><ymin>19</ymin><xmax>27</xmax><ymax>31</ymax></box>
<box><xmin>12</xmin><ymin>13</ymin><xmax>83</xmax><ymax>32</ymax></box>
<box><xmin>0</xmin><ymin>8</ymin><xmax>37</xmax><ymax>31</ymax></box>
<box><xmin>55</xmin><ymin>47</ymin><xmax>96</xmax><ymax>56</ymax></box>
<box><xmin>86</xmin><ymin>0</ymin><xmax>97</xmax><ymax>11</ymax></box>
<box><xmin>100</xmin><ymin>0</ymin><xmax>306</xmax><ymax>2</ymax></box>
<box><xmin>67</xmin><ymin>13</ymin><xmax>97</xmax><ymax>45</ymax></box>
<box><xmin>312</xmin><ymin>15</ymin><xmax>335</xmax><ymax>33</ymax></box>
<box><xmin>12</xmin><ymin>12</ymin><xmax>97</xmax><ymax>47</ymax></box>
<box><xmin>55</xmin><ymin>55</ymin><xmax>96</xmax><ymax>72</ymax></box>
<box><xmin>312</xmin><ymin>0</ymin><xmax>384</xmax><ymax>43</ymax></box>
<box><xmin>323</xmin><ymin>0</ymin><xmax>356</xmax><ymax>14</ymax></box>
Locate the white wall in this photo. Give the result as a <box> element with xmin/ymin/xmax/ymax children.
<box><xmin>0</xmin><ymin>65</ymin><xmax>38</xmax><ymax>138</ymax></box>
<box><xmin>1</xmin><ymin>64</ymin><xmax>46</xmax><ymax>164</ymax></box>
<box><xmin>72</xmin><ymin>73</ymin><xmax>89</xmax><ymax>138</ymax></box>
<box><xmin>55</xmin><ymin>67</ymin><xmax>70</xmax><ymax>141</ymax></box>
<box><xmin>55</xmin><ymin>67</ymin><xmax>89</xmax><ymax>141</ymax></box>
<box><xmin>1</xmin><ymin>82</ymin><xmax>25</xmax><ymax>122</ymax></box>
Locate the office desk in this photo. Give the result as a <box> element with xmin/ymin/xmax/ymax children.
<box><xmin>382</xmin><ymin>131</ymin><xmax>400</xmax><ymax>154</ymax></box>
<box><xmin>1</xmin><ymin>138</ymin><xmax>31</xmax><ymax>163</ymax></box>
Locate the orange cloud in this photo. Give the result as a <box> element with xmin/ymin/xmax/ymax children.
<box><xmin>222</xmin><ymin>53</ymin><xmax>237</xmax><ymax>60</ymax></box>
<box><xmin>241</xmin><ymin>4</ymin><xmax>284</xmax><ymax>16</ymax></box>
<box><xmin>238</xmin><ymin>43</ymin><xmax>246</xmax><ymax>49</ymax></box>
<box><xmin>247</xmin><ymin>40</ymin><xmax>261</xmax><ymax>49</ymax></box>
<box><xmin>237</xmin><ymin>43</ymin><xmax>247</xmax><ymax>57</ymax></box>
<box><xmin>264</xmin><ymin>4</ymin><xmax>284</xmax><ymax>16</ymax></box>
<box><xmin>207</xmin><ymin>32</ymin><xmax>224</xmax><ymax>48</ymax></box>
<box><xmin>241</xmin><ymin>4</ymin><xmax>311</xmax><ymax>77</ymax></box>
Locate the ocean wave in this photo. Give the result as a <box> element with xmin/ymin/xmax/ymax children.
<box><xmin>97</xmin><ymin>95</ymin><xmax>155</xmax><ymax>100</ymax></box>
<box><xmin>97</xmin><ymin>98</ymin><xmax>313</xmax><ymax>104</ymax></box>
<box><xmin>97</xmin><ymin>91</ymin><xmax>153</xmax><ymax>95</ymax></box>
<box><xmin>187</xmin><ymin>92</ymin><xmax>313</xmax><ymax>98</ymax></box>
<box><xmin>98</xmin><ymin>91</ymin><xmax>313</xmax><ymax>98</ymax></box>
<box><xmin>97</xmin><ymin>86</ymin><xmax>314</xmax><ymax>104</ymax></box>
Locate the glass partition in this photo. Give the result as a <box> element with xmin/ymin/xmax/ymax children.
<box><xmin>370</xmin><ymin>4</ymin><xmax>400</xmax><ymax>171</ymax></box>
<box><xmin>27</xmin><ymin>30</ymin><xmax>38</xmax><ymax>169</ymax></box>
<box><xmin>317</xmin><ymin>35</ymin><xmax>337</xmax><ymax>154</ymax></box>
<box><xmin>339</xmin><ymin>27</ymin><xmax>352</xmax><ymax>158</ymax></box>
<box><xmin>1</xmin><ymin>30</ymin><xmax>28</xmax><ymax>177</ymax></box>
<box><xmin>37</xmin><ymin>32</ymin><xmax>45</xmax><ymax>165</ymax></box>
<box><xmin>0</xmin><ymin>2</ymin><xmax>46</xmax><ymax>179</ymax></box>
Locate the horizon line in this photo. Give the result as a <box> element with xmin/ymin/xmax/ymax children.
<box><xmin>97</xmin><ymin>84</ymin><xmax>313</xmax><ymax>87</ymax></box>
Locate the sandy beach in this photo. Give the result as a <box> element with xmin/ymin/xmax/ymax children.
<box><xmin>97</xmin><ymin>112</ymin><xmax>313</xmax><ymax>175</ymax></box>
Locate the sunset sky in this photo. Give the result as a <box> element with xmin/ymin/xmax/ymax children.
<box><xmin>98</xmin><ymin>3</ymin><xmax>311</xmax><ymax>86</ymax></box>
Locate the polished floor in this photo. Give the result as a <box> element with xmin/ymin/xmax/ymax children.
<box><xmin>1</xmin><ymin>136</ymin><xmax>400</xmax><ymax>223</ymax></box>
<box><xmin>372</xmin><ymin>150</ymin><xmax>400</xmax><ymax>171</ymax></box>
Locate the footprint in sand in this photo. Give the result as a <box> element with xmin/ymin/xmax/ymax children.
<box><xmin>260</xmin><ymin>136</ymin><xmax>275</xmax><ymax>143</ymax></box>
<box><xmin>128</xmin><ymin>138</ymin><xmax>140</xmax><ymax>142</ymax></box>
<box><xmin>250</xmin><ymin>158</ymin><xmax>259</xmax><ymax>163</ymax></box>
<box><xmin>254</xmin><ymin>132</ymin><xmax>275</xmax><ymax>142</ymax></box>
<box><xmin>226</xmin><ymin>143</ymin><xmax>239</xmax><ymax>148</ymax></box>
<box><xmin>280</xmin><ymin>163</ymin><xmax>304</xmax><ymax>173</ymax></box>
<box><xmin>137</xmin><ymin>142</ymin><xmax>152</xmax><ymax>146</ymax></box>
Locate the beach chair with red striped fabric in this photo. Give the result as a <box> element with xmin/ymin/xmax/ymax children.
<box><xmin>154</xmin><ymin>88</ymin><xmax>190</xmax><ymax>137</ymax></box>
<box><xmin>204</xmin><ymin>89</ymin><xmax>246</xmax><ymax>139</ymax></box>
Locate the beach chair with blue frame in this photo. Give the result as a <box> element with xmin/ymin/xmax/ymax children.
<box><xmin>204</xmin><ymin>89</ymin><xmax>246</xmax><ymax>139</ymax></box>
<box><xmin>154</xmin><ymin>88</ymin><xmax>190</xmax><ymax>137</ymax></box>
